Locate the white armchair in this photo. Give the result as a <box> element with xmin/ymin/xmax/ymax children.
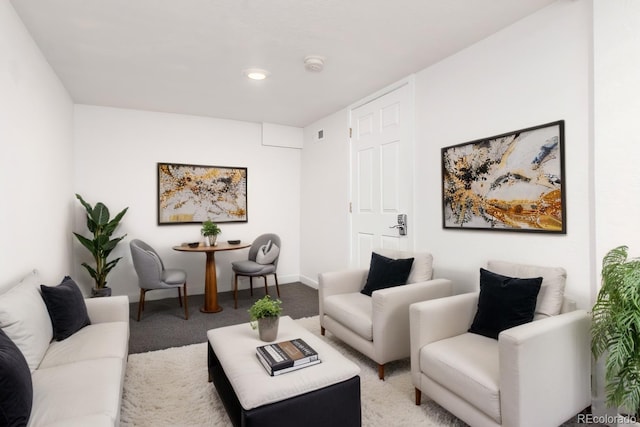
<box><xmin>319</xmin><ymin>249</ymin><xmax>452</xmax><ymax>380</ymax></box>
<box><xmin>409</xmin><ymin>261</ymin><xmax>591</xmax><ymax>427</ymax></box>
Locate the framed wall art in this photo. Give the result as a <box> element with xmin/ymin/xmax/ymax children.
<box><xmin>441</xmin><ymin>120</ymin><xmax>566</xmax><ymax>233</ymax></box>
<box><xmin>157</xmin><ymin>162</ymin><xmax>248</xmax><ymax>225</ymax></box>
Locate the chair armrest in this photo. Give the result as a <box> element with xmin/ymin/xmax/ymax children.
<box><xmin>410</xmin><ymin>292</ymin><xmax>478</xmax><ymax>381</ymax></box>
<box><xmin>410</xmin><ymin>292</ymin><xmax>478</xmax><ymax>347</ymax></box>
<box><xmin>318</xmin><ymin>269</ymin><xmax>368</xmax><ymax>319</ymax></box>
<box><xmin>372</xmin><ymin>279</ymin><xmax>452</xmax><ymax>364</ymax></box>
<box><xmin>499</xmin><ymin>310</ymin><xmax>591</xmax><ymax>427</ymax></box>
<box><xmin>85</xmin><ymin>295</ymin><xmax>130</xmax><ymax>324</ymax></box>
<box><xmin>318</xmin><ymin>269</ymin><xmax>368</xmax><ymax>296</ymax></box>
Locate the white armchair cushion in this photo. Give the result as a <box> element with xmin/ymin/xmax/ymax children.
<box><xmin>0</xmin><ymin>271</ymin><xmax>53</xmax><ymax>371</ymax></box>
<box><xmin>487</xmin><ymin>260</ymin><xmax>566</xmax><ymax>319</ymax></box>
<box><xmin>375</xmin><ymin>249</ymin><xmax>433</xmax><ymax>283</ymax></box>
<box><xmin>39</xmin><ymin>322</ymin><xmax>129</xmax><ymax>369</ymax></box>
<box><xmin>29</xmin><ymin>358</ymin><xmax>123</xmax><ymax>427</ymax></box>
<box><xmin>421</xmin><ymin>332</ymin><xmax>501</xmax><ymax>423</ymax></box>
<box><xmin>324</xmin><ymin>293</ymin><xmax>372</xmax><ymax>341</ymax></box>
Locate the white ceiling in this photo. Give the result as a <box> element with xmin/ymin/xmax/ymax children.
<box><xmin>10</xmin><ymin>0</ymin><xmax>557</xmax><ymax>128</ymax></box>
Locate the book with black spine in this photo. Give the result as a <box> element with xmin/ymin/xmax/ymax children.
<box><xmin>255</xmin><ymin>338</ymin><xmax>320</xmax><ymax>376</ymax></box>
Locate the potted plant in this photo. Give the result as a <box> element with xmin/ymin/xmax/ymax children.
<box><xmin>201</xmin><ymin>220</ymin><xmax>221</xmax><ymax>246</ymax></box>
<box><xmin>592</xmin><ymin>245</ymin><xmax>640</xmax><ymax>424</ymax></box>
<box><xmin>73</xmin><ymin>194</ymin><xmax>128</xmax><ymax>297</ymax></box>
<box><xmin>248</xmin><ymin>295</ymin><xmax>283</xmax><ymax>342</ymax></box>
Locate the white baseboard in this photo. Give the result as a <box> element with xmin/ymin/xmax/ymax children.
<box><xmin>299</xmin><ymin>275</ymin><xmax>318</xmax><ymax>289</ymax></box>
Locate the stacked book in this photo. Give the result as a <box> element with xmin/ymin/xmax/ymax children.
<box><xmin>256</xmin><ymin>338</ymin><xmax>321</xmax><ymax>376</ymax></box>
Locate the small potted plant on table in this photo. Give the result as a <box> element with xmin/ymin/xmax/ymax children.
<box><xmin>201</xmin><ymin>220</ymin><xmax>221</xmax><ymax>246</ymax></box>
<box><xmin>249</xmin><ymin>295</ymin><xmax>283</xmax><ymax>342</ymax></box>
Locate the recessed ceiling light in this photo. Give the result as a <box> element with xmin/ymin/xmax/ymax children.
<box><xmin>243</xmin><ymin>68</ymin><xmax>270</xmax><ymax>80</ymax></box>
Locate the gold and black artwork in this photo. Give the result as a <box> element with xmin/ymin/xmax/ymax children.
<box><xmin>158</xmin><ymin>162</ymin><xmax>247</xmax><ymax>224</ymax></box>
<box><xmin>441</xmin><ymin>120</ymin><xmax>565</xmax><ymax>233</ymax></box>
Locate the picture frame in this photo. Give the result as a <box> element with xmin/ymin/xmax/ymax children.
<box><xmin>441</xmin><ymin>120</ymin><xmax>566</xmax><ymax>233</ymax></box>
<box><xmin>157</xmin><ymin>162</ymin><xmax>248</xmax><ymax>225</ymax></box>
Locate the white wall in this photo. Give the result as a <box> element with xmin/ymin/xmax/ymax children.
<box><xmin>302</xmin><ymin>0</ymin><xmax>594</xmax><ymax>309</ymax></box>
<box><xmin>300</xmin><ymin>109</ymin><xmax>350</xmax><ymax>286</ymax></box>
<box><xmin>414</xmin><ymin>0</ymin><xmax>593</xmax><ymax>308</ymax></box>
<box><xmin>0</xmin><ymin>2</ymin><xmax>74</xmax><ymax>286</ymax></box>
<box><xmin>73</xmin><ymin>105</ymin><xmax>301</xmax><ymax>300</ymax></box>
<box><xmin>593</xmin><ymin>0</ymin><xmax>640</xmax><ymax>282</ymax></box>
<box><xmin>591</xmin><ymin>1</ymin><xmax>640</xmax><ymax>417</ymax></box>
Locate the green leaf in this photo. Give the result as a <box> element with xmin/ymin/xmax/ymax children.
<box><xmin>73</xmin><ymin>232</ymin><xmax>97</xmax><ymax>256</ymax></box>
<box><xmin>75</xmin><ymin>194</ymin><xmax>93</xmax><ymax>215</ymax></box>
<box><xmin>92</xmin><ymin>203</ymin><xmax>110</xmax><ymax>226</ymax></box>
<box><xmin>81</xmin><ymin>262</ymin><xmax>97</xmax><ymax>280</ymax></box>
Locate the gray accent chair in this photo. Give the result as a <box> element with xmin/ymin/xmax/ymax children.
<box><xmin>130</xmin><ymin>239</ymin><xmax>188</xmax><ymax>321</ymax></box>
<box><xmin>232</xmin><ymin>233</ymin><xmax>281</xmax><ymax>309</ymax></box>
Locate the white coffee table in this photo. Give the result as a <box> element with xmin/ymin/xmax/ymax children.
<box><xmin>207</xmin><ymin>316</ymin><xmax>361</xmax><ymax>427</ymax></box>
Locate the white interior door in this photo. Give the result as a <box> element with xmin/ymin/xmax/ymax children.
<box><xmin>350</xmin><ymin>81</ymin><xmax>414</xmax><ymax>268</ymax></box>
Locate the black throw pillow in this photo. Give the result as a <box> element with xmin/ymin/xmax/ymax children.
<box><xmin>40</xmin><ymin>276</ymin><xmax>91</xmax><ymax>341</ymax></box>
<box><xmin>0</xmin><ymin>328</ymin><xmax>33</xmax><ymax>426</ymax></box>
<box><xmin>468</xmin><ymin>268</ymin><xmax>542</xmax><ymax>339</ymax></box>
<box><xmin>360</xmin><ymin>252</ymin><xmax>414</xmax><ymax>296</ymax></box>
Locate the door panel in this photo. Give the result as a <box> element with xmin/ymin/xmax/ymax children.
<box><xmin>350</xmin><ymin>82</ymin><xmax>413</xmax><ymax>268</ymax></box>
<box><xmin>381</xmin><ymin>140</ymin><xmax>399</xmax><ymax>211</ymax></box>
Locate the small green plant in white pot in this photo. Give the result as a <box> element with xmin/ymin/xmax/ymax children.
<box><xmin>248</xmin><ymin>295</ymin><xmax>283</xmax><ymax>342</ymax></box>
<box><xmin>201</xmin><ymin>220</ymin><xmax>221</xmax><ymax>246</ymax></box>
<box><xmin>592</xmin><ymin>245</ymin><xmax>640</xmax><ymax>423</ymax></box>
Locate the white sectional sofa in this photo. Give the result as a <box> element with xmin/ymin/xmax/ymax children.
<box><xmin>0</xmin><ymin>270</ymin><xmax>129</xmax><ymax>427</ymax></box>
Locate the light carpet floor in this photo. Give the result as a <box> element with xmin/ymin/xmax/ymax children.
<box><xmin>121</xmin><ymin>316</ymin><xmax>465</xmax><ymax>426</ymax></box>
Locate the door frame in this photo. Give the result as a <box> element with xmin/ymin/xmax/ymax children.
<box><xmin>348</xmin><ymin>75</ymin><xmax>416</xmax><ymax>267</ymax></box>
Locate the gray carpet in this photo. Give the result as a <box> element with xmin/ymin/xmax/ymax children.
<box><xmin>128</xmin><ymin>282</ymin><xmax>318</xmax><ymax>354</ymax></box>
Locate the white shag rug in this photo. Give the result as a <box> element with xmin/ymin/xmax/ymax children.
<box><xmin>120</xmin><ymin>316</ymin><xmax>467</xmax><ymax>427</ymax></box>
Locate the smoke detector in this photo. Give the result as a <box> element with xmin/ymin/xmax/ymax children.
<box><xmin>304</xmin><ymin>55</ymin><xmax>325</xmax><ymax>72</ymax></box>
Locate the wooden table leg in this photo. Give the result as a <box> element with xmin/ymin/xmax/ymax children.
<box><xmin>201</xmin><ymin>251</ymin><xmax>223</xmax><ymax>313</ymax></box>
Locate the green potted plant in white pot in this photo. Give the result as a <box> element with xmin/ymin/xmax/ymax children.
<box><xmin>201</xmin><ymin>220</ymin><xmax>221</xmax><ymax>246</ymax></box>
<box><xmin>592</xmin><ymin>245</ymin><xmax>640</xmax><ymax>425</ymax></box>
<box><xmin>73</xmin><ymin>194</ymin><xmax>128</xmax><ymax>297</ymax></box>
<box><xmin>248</xmin><ymin>295</ymin><xmax>283</xmax><ymax>342</ymax></box>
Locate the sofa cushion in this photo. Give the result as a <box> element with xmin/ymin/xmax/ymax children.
<box><xmin>324</xmin><ymin>293</ymin><xmax>373</xmax><ymax>341</ymax></box>
<box><xmin>469</xmin><ymin>268</ymin><xmax>542</xmax><ymax>339</ymax></box>
<box><xmin>0</xmin><ymin>270</ymin><xmax>53</xmax><ymax>371</ymax></box>
<box><xmin>232</xmin><ymin>260</ymin><xmax>275</xmax><ymax>274</ymax></box>
<box><xmin>0</xmin><ymin>328</ymin><xmax>32</xmax><ymax>426</ymax></box>
<box><xmin>487</xmin><ymin>260</ymin><xmax>566</xmax><ymax>319</ymax></box>
<box><xmin>421</xmin><ymin>332</ymin><xmax>501</xmax><ymax>424</ymax></box>
<box><xmin>374</xmin><ymin>249</ymin><xmax>433</xmax><ymax>283</ymax></box>
<box><xmin>40</xmin><ymin>276</ymin><xmax>91</xmax><ymax>341</ymax></box>
<box><xmin>39</xmin><ymin>322</ymin><xmax>129</xmax><ymax>369</ymax></box>
<box><xmin>30</xmin><ymin>358</ymin><xmax>123</xmax><ymax>427</ymax></box>
<box><xmin>361</xmin><ymin>252</ymin><xmax>414</xmax><ymax>296</ymax></box>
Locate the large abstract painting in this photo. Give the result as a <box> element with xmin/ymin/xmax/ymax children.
<box><xmin>441</xmin><ymin>120</ymin><xmax>565</xmax><ymax>233</ymax></box>
<box><xmin>158</xmin><ymin>162</ymin><xmax>248</xmax><ymax>224</ymax></box>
